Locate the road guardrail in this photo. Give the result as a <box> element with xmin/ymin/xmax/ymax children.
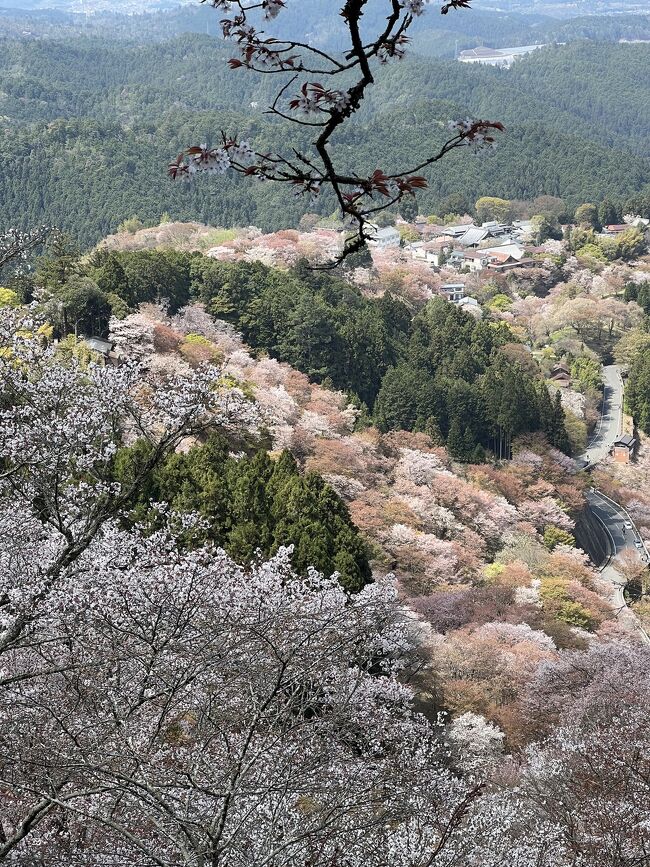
<box><xmin>591</xmin><ymin>488</ymin><xmax>650</xmax><ymax>562</ymax></box>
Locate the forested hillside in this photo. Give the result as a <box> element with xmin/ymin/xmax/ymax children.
<box><xmin>0</xmin><ymin>35</ymin><xmax>648</xmax><ymax>245</ymax></box>
<box><xmin>23</xmin><ymin>239</ymin><xmax>570</xmax><ymax>461</ymax></box>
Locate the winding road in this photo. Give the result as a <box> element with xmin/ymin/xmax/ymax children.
<box><xmin>576</xmin><ymin>364</ymin><xmax>623</xmax><ymax>470</ymax></box>
<box><xmin>575</xmin><ymin>365</ymin><xmax>650</xmax><ymax>642</ymax></box>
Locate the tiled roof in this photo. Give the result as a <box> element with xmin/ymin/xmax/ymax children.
<box><xmin>458</xmin><ymin>227</ymin><xmax>490</xmax><ymax>247</ymax></box>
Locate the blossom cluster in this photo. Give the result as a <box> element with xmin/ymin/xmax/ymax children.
<box><xmin>377</xmin><ymin>34</ymin><xmax>411</xmax><ymax>63</ymax></box>
<box><xmin>289</xmin><ymin>82</ymin><xmax>351</xmax><ymax>115</ymax></box>
<box><xmin>0</xmin><ymin>225</ymin><xmax>50</xmax><ymax>278</ymax></box>
<box><xmin>168</xmin><ymin>138</ymin><xmax>255</xmax><ymax>179</ymax></box>
<box><xmin>447</xmin><ymin>117</ymin><xmax>505</xmax><ymax>153</ymax></box>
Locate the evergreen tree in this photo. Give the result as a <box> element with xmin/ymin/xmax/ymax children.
<box><xmin>627</xmin><ymin>352</ymin><xmax>650</xmax><ymax>434</ymax></box>
<box><xmin>36</xmin><ymin>233</ymin><xmax>81</xmax><ymax>291</ymax></box>
<box><xmin>446</xmin><ymin>418</ymin><xmax>466</xmax><ymax>461</ymax></box>
<box><xmin>112</xmin><ymin>436</ymin><xmax>371</xmax><ymax>591</ymax></box>
<box><xmin>422</xmin><ymin>415</ymin><xmax>444</xmax><ymax>446</ymax></box>
<box><xmin>598</xmin><ymin>199</ymin><xmax>621</xmax><ymax>227</ymax></box>
<box><xmin>92</xmin><ymin>253</ymin><xmax>134</xmax><ymax>308</ymax></box>
<box><xmin>549</xmin><ymin>391</ymin><xmax>571</xmax><ymax>453</ymax></box>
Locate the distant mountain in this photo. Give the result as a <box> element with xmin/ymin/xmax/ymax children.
<box><xmin>0</xmin><ymin>0</ymin><xmax>191</xmax><ymax>8</ymax></box>
<box><xmin>1</xmin><ymin>2</ymin><xmax>648</xmax><ymax>51</ymax></box>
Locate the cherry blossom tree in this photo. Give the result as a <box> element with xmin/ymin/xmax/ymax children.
<box><xmin>447</xmin><ymin>712</ymin><xmax>504</xmax><ymax>772</ymax></box>
<box><xmin>1</xmin><ymin>306</ymin><xmax>503</xmax><ymax>865</ymax></box>
<box><xmin>518</xmin><ymin>497</ymin><xmax>574</xmax><ymax>534</ymax></box>
<box><xmin>0</xmin><ymin>227</ymin><xmax>50</xmax><ymax>280</ymax></box>
<box><xmin>509</xmin><ymin>641</ymin><xmax>650</xmax><ymax>866</ymax></box>
<box><xmin>169</xmin><ymin>0</ymin><xmax>503</xmax><ymax>264</ymax></box>
<box><xmin>0</xmin><ymin>306</ymin><xmax>257</xmax><ymax>662</ymax></box>
<box><xmin>1</xmin><ymin>530</ymin><xmax>489</xmax><ymax>866</ymax></box>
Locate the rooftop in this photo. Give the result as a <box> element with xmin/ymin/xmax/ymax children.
<box><xmin>458</xmin><ymin>227</ymin><xmax>490</xmax><ymax>247</ymax></box>
<box><xmin>374</xmin><ymin>226</ymin><xmax>400</xmax><ymax>239</ymax></box>
<box><xmin>482</xmin><ymin>243</ymin><xmax>526</xmax><ymax>260</ymax></box>
<box><xmin>459</xmin><ymin>47</ymin><xmax>504</xmax><ymax>59</ymax></box>
<box><xmin>85</xmin><ymin>336</ymin><xmax>113</xmax><ymax>354</ymax></box>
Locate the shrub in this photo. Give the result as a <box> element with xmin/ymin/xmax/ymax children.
<box><xmin>179</xmin><ymin>333</ymin><xmax>223</xmax><ymax>367</ymax></box>
<box><xmin>556</xmin><ymin>600</ymin><xmax>593</xmax><ymax>630</ymax></box>
<box><xmin>543</xmin><ymin>526</ymin><xmax>575</xmax><ymax>551</ymax></box>
<box><xmin>153</xmin><ymin>324</ymin><xmax>183</xmax><ymax>353</ymax></box>
<box><xmin>118</xmin><ymin>216</ymin><xmax>144</xmax><ymax>234</ymax></box>
<box><xmin>539</xmin><ymin>577</ymin><xmax>593</xmax><ymax>630</ymax></box>
<box><xmin>488</xmin><ymin>294</ymin><xmax>513</xmax><ymax>312</ymax></box>
<box><xmin>0</xmin><ymin>287</ymin><xmax>19</xmax><ymax>308</ymax></box>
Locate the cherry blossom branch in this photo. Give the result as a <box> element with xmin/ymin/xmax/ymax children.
<box><xmin>169</xmin><ymin>0</ymin><xmax>504</xmax><ymax>266</ymax></box>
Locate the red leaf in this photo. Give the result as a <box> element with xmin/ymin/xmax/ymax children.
<box><xmin>405</xmin><ymin>176</ymin><xmax>428</xmax><ymax>189</ymax></box>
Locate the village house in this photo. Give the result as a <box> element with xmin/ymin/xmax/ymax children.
<box><xmin>456</xmin><ymin>226</ymin><xmax>491</xmax><ymax>248</ymax></box>
<box><xmin>486</xmin><ymin>251</ymin><xmax>535</xmax><ymax>272</ymax></box>
<box><xmin>481</xmin><ymin>220</ymin><xmax>510</xmax><ymax>238</ymax></box>
<box><xmin>368</xmin><ymin>226</ymin><xmax>401</xmax><ymax>249</ymax></box>
<box><xmin>448</xmin><ymin>241</ymin><xmax>531</xmax><ymax>273</ymax></box>
<box><xmin>549</xmin><ymin>362</ymin><xmax>571</xmax><ymax>388</ymax></box>
<box><xmin>440</xmin><ymin>283</ymin><xmax>466</xmax><ymax>303</ymax></box>
<box><xmin>483</xmin><ymin>242</ymin><xmax>527</xmax><ymax>260</ymax></box>
<box><xmin>83</xmin><ymin>336</ymin><xmax>120</xmax><ymax>365</ymax></box>
<box><xmin>439</xmin><ymin>223</ymin><xmax>475</xmax><ymax>239</ymax></box>
<box><xmin>447</xmin><ymin>249</ymin><xmax>467</xmax><ymax>269</ymax></box>
<box><xmin>463</xmin><ymin>250</ymin><xmax>491</xmax><ymax>273</ymax></box>
<box><xmin>511</xmin><ymin>220</ymin><xmax>536</xmax><ymax>242</ymax></box>
<box><xmin>438</xmin><ymin>282</ymin><xmax>482</xmax><ymax>317</ymax></box>
<box><xmin>407</xmin><ymin>237</ymin><xmax>454</xmax><ymax>266</ymax></box>
<box><xmin>611</xmin><ymin>433</ymin><xmax>636</xmax><ymax>463</ymax></box>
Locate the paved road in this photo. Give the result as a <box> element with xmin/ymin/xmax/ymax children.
<box><xmin>577</xmin><ymin>366</ymin><xmax>650</xmax><ymax>642</ymax></box>
<box><xmin>588</xmin><ymin>490</ymin><xmax>650</xmax><ymax>641</ymax></box>
<box><xmin>587</xmin><ymin>490</ymin><xmax>646</xmax><ymax>566</ymax></box>
<box><xmin>576</xmin><ymin>364</ymin><xmax>623</xmax><ymax>469</ymax></box>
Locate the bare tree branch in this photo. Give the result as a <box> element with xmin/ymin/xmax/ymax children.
<box><xmin>168</xmin><ymin>1</ymin><xmax>503</xmax><ymax>266</ymax></box>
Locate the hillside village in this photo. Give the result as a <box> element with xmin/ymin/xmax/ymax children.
<box><xmin>73</xmin><ymin>200</ymin><xmax>649</xmax><ymax>490</ymax></box>
<box><xmin>127</xmin><ymin>206</ymin><xmax>644</xmax><ymax>347</ymax></box>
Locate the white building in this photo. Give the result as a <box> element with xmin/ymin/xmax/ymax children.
<box><xmin>458</xmin><ymin>44</ymin><xmax>544</xmax><ymax>68</ymax></box>
<box><xmin>457</xmin><ymin>297</ymin><xmax>483</xmax><ymax>319</ymax></box>
<box><xmin>440</xmin><ymin>283</ymin><xmax>466</xmax><ymax>303</ymax></box>
<box><xmin>408</xmin><ymin>237</ymin><xmax>454</xmax><ymax>266</ymax></box>
<box><xmin>463</xmin><ymin>251</ymin><xmax>491</xmax><ymax>273</ymax></box>
<box><xmin>368</xmin><ymin>226</ymin><xmax>401</xmax><ymax>249</ymax></box>
<box><xmin>451</xmin><ymin>242</ymin><xmax>529</xmax><ymax>273</ymax></box>
<box><xmin>481</xmin><ymin>242</ymin><xmax>527</xmax><ymax>261</ymax></box>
